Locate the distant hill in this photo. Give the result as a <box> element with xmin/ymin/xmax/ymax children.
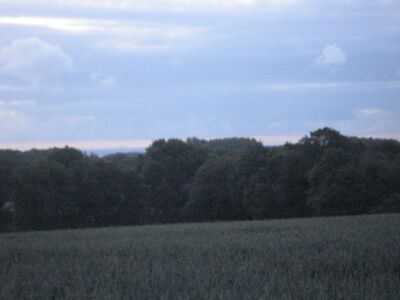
<box><xmin>102</xmin><ymin>152</ymin><xmax>143</xmax><ymax>171</ymax></box>
<box><xmin>84</xmin><ymin>148</ymin><xmax>145</xmax><ymax>157</ymax></box>
<box><xmin>186</xmin><ymin>137</ymin><xmax>261</xmax><ymax>152</ymax></box>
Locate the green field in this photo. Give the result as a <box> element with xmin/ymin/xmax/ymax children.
<box><xmin>1</xmin><ymin>214</ymin><xmax>399</xmax><ymax>299</ymax></box>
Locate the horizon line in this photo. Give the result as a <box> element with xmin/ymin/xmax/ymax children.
<box><xmin>1</xmin><ymin>132</ymin><xmax>400</xmax><ymax>151</ymax></box>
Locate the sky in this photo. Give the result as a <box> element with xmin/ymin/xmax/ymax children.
<box><xmin>0</xmin><ymin>0</ymin><xmax>399</xmax><ymax>151</ymax></box>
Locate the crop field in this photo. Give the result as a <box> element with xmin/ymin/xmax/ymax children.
<box><xmin>0</xmin><ymin>214</ymin><xmax>399</xmax><ymax>299</ymax></box>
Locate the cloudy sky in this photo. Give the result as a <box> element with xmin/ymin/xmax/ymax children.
<box><xmin>0</xmin><ymin>0</ymin><xmax>399</xmax><ymax>151</ymax></box>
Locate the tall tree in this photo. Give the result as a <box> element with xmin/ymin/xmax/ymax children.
<box><xmin>186</xmin><ymin>155</ymin><xmax>238</xmax><ymax>221</ymax></box>
<box><xmin>141</xmin><ymin>139</ymin><xmax>208</xmax><ymax>222</ymax></box>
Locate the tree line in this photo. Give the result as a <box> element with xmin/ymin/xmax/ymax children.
<box><xmin>1</xmin><ymin>128</ymin><xmax>399</xmax><ymax>231</ymax></box>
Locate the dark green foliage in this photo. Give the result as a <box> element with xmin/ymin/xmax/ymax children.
<box><xmin>141</xmin><ymin>139</ymin><xmax>208</xmax><ymax>223</ymax></box>
<box><xmin>119</xmin><ymin>170</ymin><xmax>148</xmax><ymax>225</ymax></box>
<box><xmin>47</xmin><ymin>147</ymin><xmax>84</xmax><ymax>168</ymax></box>
<box><xmin>308</xmin><ymin>150</ymin><xmax>367</xmax><ymax>215</ymax></box>
<box><xmin>103</xmin><ymin>152</ymin><xmax>141</xmax><ymax>171</ymax></box>
<box><xmin>185</xmin><ymin>155</ymin><xmax>238</xmax><ymax>221</ymax></box>
<box><xmin>0</xmin><ymin>128</ymin><xmax>399</xmax><ymax>231</ymax></box>
<box><xmin>301</xmin><ymin>127</ymin><xmax>347</xmax><ymax>149</ymax></box>
<box><xmin>0</xmin><ymin>150</ymin><xmax>21</xmax><ymax>230</ymax></box>
<box><xmin>77</xmin><ymin>159</ymin><xmax>126</xmax><ymax>227</ymax></box>
<box><xmin>187</xmin><ymin>137</ymin><xmax>260</xmax><ymax>152</ymax></box>
<box><xmin>14</xmin><ymin>159</ymin><xmax>80</xmax><ymax>230</ymax></box>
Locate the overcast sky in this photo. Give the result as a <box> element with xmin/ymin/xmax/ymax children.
<box><xmin>0</xmin><ymin>0</ymin><xmax>399</xmax><ymax>151</ymax></box>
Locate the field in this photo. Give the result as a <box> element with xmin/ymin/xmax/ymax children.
<box><xmin>0</xmin><ymin>214</ymin><xmax>399</xmax><ymax>299</ymax></box>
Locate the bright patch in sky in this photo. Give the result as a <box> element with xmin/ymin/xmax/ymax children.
<box><xmin>315</xmin><ymin>44</ymin><xmax>346</xmax><ymax>67</ymax></box>
<box><xmin>0</xmin><ymin>37</ymin><xmax>74</xmax><ymax>84</ymax></box>
<box><xmin>0</xmin><ymin>0</ymin><xmax>300</xmax><ymax>11</ymax></box>
<box><xmin>0</xmin><ymin>0</ymin><xmax>399</xmax><ymax>150</ymax></box>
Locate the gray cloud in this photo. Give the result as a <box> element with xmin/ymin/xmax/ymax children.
<box><xmin>0</xmin><ymin>0</ymin><xmax>300</xmax><ymax>11</ymax></box>
<box><xmin>0</xmin><ymin>0</ymin><xmax>399</xmax><ymax>147</ymax></box>
<box><xmin>0</xmin><ymin>107</ymin><xmax>31</xmax><ymax>139</ymax></box>
<box><xmin>0</xmin><ymin>37</ymin><xmax>74</xmax><ymax>84</ymax></box>
<box><xmin>90</xmin><ymin>72</ymin><xmax>116</xmax><ymax>88</ymax></box>
<box><xmin>0</xmin><ymin>17</ymin><xmax>207</xmax><ymax>53</ymax></box>
<box><xmin>315</xmin><ymin>44</ymin><xmax>346</xmax><ymax>67</ymax></box>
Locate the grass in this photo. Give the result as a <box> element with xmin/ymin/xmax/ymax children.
<box><xmin>1</xmin><ymin>214</ymin><xmax>399</xmax><ymax>299</ymax></box>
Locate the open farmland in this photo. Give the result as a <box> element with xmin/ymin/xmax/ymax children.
<box><xmin>1</xmin><ymin>214</ymin><xmax>399</xmax><ymax>299</ymax></box>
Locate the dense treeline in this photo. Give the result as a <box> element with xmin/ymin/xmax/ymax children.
<box><xmin>1</xmin><ymin>128</ymin><xmax>399</xmax><ymax>231</ymax></box>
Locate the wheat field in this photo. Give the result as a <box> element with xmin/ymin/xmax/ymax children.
<box><xmin>1</xmin><ymin>214</ymin><xmax>399</xmax><ymax>299</ymax></box>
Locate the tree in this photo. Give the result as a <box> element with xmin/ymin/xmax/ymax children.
<box><xmin>307</xmin><ymin>149</ymin><xmax>367</xmax><ymax>215</ymax></box>
<box><xmin>234</xmin><ymin>143</ymin><xmax>269</xmax><ymax>219</ymax></box>
<box><xmin>246</xmin><ymin>145</ymin><xmax>315</xmax><ymax>219</ymax></box>
<box><xmin>0</xmin><ymin>150</ymin><xmax>21</xmax><ymax>229</ymax></box>
<box><xmin>2</xmin><ymin>128</ymin><xmax>399</xmax><ymax>232</ymax></box>
<box><xmin>141</xmin><ymin>139</ymin><xmax>208</xmax><ymax>223</ymax></box>
<box><xmin>185</xmin><ymin>155</ymin><xmax>237</xmax><ymax>221</ymax></box>
<box><xmin>77</xmin><ymin>159</ymin><xmax>125</xmax><ymax>227</ymax></box>
<box><xmin>119</xmin><ymin>170</ymin><xmax>148</xmax><ymax>225</ymax></box>
<box><xmin>14</xmin><ymin>159</ymin><xmax>75</xmax><ymax>230</ymax></box>
<box><xmin>47</xmin><ymin>147</ymin><xmax>84</xmax><ymax>168</ymax></box>
<box><xmin>300</xmin><ymin>127</ymin><xmax>347</xmax><ymax>149</ymax></box>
